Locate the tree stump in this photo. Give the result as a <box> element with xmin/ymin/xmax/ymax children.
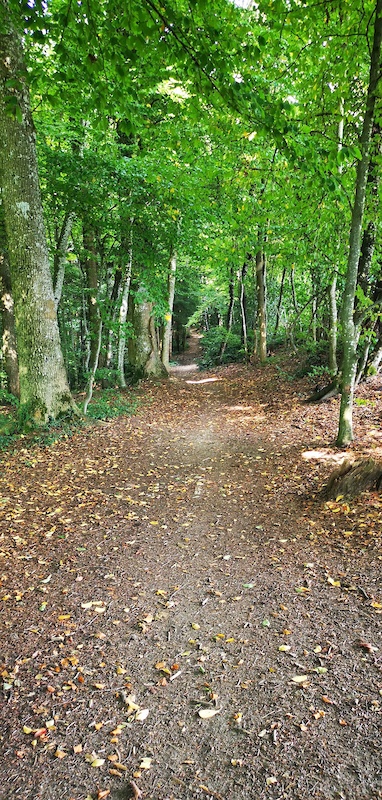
<box><xmin>323</xmin><ymin>458</ymin><xmax>382</xmax><ymax>499</ymax></box>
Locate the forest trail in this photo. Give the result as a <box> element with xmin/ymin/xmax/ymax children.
<box><xmin>0</xmin><ymin>358</ymin><xmax>381</xmax><ymax>800</ymax></box>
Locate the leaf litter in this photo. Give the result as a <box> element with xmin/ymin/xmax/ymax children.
<box><xmin>0</xmin><ymin>351</ymin><xmax>381</xmax><ymax>799</ymax></box>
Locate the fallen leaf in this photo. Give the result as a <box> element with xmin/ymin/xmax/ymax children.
<box><xmin>198</xmin><ymin>708</ymin><xmax>220</xmax><ymax>719</ymax></box>
<box><xmin>54</xmin><ymin>749</ymin><xmax>67</xmax><ymax>759</ymax></box>
<box><xmin>292</xmin><ymin>675</ymin><xmax>309</xmax><ymax>685</ymax></box>
<box><xmin>139</xmin><ymin>757</ymin><xmax>152</xmax><ymax>770</ymax></box>
<box><xmin>135</xmin><ymin>708</ymin><xmax>149</xmax><ymax>722</ymax></box>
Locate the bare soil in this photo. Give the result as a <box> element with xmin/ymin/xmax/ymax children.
<box><xmin>1</xmin><ymin>342</ymin><xmax>381</xmax><ymax>800</ymax></box>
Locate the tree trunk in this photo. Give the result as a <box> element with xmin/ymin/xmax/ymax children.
<box><xmin>256</xmin><ymin>250</ymin><xmax>267</xmax><ymax>364</ymax></box>
<box><xmin>239</xmin><ymin>258</ymin><xmax>248</xmax><ymax>358</ymax></box>
<box><xmin>129</xmin><ymin>291</ymin><xmax>167</xmax><ymax>379</ymax></box>
<box><xmin>0</xmin><ymin>9</ymin><xmax>74</xmax><ymax>422</ymax></box>
<box><xmin>337</xmin><ymin>0</ymin><xmax>382</xmax><ymax>446</ymax></box>
<box><xmin>117</xmin><ymin>227</ymin><xmax>133</xmax><ymax>387</ymax></box>
<box><xmin>161</xmin><ymin>244</ymin><xmax>177</xmax><ymax>370</ymax></box>
<box><xmin>290</xmin><ymin>265</ymin><xmax>299</xmax><ymax>314</ymax></box>
<box><xmin>83</xmin><ymin>319</ymin><xmax>103</xmax><ymax>415</ymax></box>
<box><xmin>54</xmin><ymin>211</ymin><xmax>75</xmax><ymax>310</ymax></box>
<box><xmin>274</xmin><ymin>265</ymin><xmax>286</xmax><ymax>336</ymax></box>
<box><xmin>0</xmin><ymin>211</ymin><xmax>19</xmax><ymax>397</ymax></box>
<box><xmin>83</xmin><ymin>226</ymin><xmax>102</xmax><ymax>375</ymax></box>
<box><xmin>328</xmin><ymin>274</ymin><xmax>338</xmax><ymax>375</ymax></box>
<box><xmin>219</xmin><ymin>262</ymin><xmax>235</xmax><ymax>363</ymax></box>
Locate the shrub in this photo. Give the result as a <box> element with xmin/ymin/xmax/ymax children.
<box><xmin>198</xmin><ymin>327</ymin><xmax>249</xmax><ymax>369</ymax></box>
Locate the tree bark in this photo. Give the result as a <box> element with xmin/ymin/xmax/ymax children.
<box><xmin>239</xmin><ymin>258</ymin><xmax>249</xmax><ymax>358</ymax></box>
<box><xmin>219</xmin><ymin>262</ymin><xmax>235</xmax><ymax>363</ymax></box>
<box><xmin>256</xmin><ymin>249</ymin><xmax>267</xmax><ymax>364</ymax></box>
<box><xmin>83</xmin><ymin>226</ymin><xmax>102</xmax><ymax>376</ymax></box>
<box><xmin>0</xmin><ymin>211</ymin><xmax>19</xmax><ymax>397</ymax></box>
<box><xmin>129</xmin><ymin>290</ymin><xmax>167</xmax><ymax>379</ymax></box>
<box><xmin>0</xmin><ymin>8</ymin><xmax>74</xmax><ymax>421</ymax></box>
<box><xmin>161</xmin><ymin>244</ymin><xmax>177</xmax><ymax>370</ymax></box>
<box><xmin>54</xmin><ymin>211</ymin><xmax>75</xmax><ymax>310</ymax></box>
<box><xmin>274</xmin><ymin>265</ymin><xmax>286</xmax><ymax>336</ymax></box>
<box><xmin>117</xmin><ymin>226</ymin><xmax>133</xmax><ymax>387</ymax></box>
<box><xmin>328</xmin><ymin>274</ymin><xmax>338</xmax><ymax>375</ymax></box>
<box><xmin>337</xmin><ymin>0</ymin><xmax>382</xmax><ymax>446</ymax></box>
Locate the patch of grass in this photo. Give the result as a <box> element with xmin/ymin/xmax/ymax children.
<box><xmin>354</xmin><ymin>397</ymin><xmax>375</xmax><ymax>407</ymax></box>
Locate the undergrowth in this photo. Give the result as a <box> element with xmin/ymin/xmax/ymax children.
<box><xmin>0</xmin><ymin>388</ymin><xmax>139</xmax><ymax>451</ymax></box>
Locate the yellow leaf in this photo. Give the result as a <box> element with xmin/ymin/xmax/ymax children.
<box><xmin>292</xmin><ymin>675</ymin><xmax>309</xmax><ymax>684</ymax></box>
<box><xmin>278</xmin><ymin>645</ymin><xmax>291</xmax><ymax>652</ymax></box>
<box><xmin>139</xmin><ymin>757</ymin><xmax>152</xmax><ymax>769</ymax></box>
<box><xmin>91</xmin><ymin>758</ymin><xmax>105</xmax><ymax>767</ymax></box>
<box><xmin>92</xmin><ymin>683</ymin><xmax>106</xmax><ymax>690</ymax></box>
<box><xmin>73</xmin><ymin>743</ymin><xmax>83</xmax><ymax>753</ymax></box>
<box><xmin>55</xmin><ymin>749</ymin><xmax>67</xmax><ymax>759</ymax></box>
<box><xmin>371</xmin><ymin>601</ymin><xmax>382</xmax><ymax>609</ymax></box>
<box><xmin>191</xmin><ymin>623</ymin><xmax>200</xmax><ymax>630</ymax></box>
<box><xmin>23</xmin><ymin>726</ymin><xmax>34</xmax><ymax>735</ymax></box>
<box><xmin>327</xmin><ymin>577</ymin><xmax>341</xmax><ymax>587</ymax></box>
<box><xmin>58</xmin><ymin>614</ymin><xmax>71</xmax><ymax>620</ymax></box>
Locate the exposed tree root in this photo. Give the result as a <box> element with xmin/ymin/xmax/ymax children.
<box><xmin>323</xmin><ymin>457</ymin><xmax>382</xmax><ymax>499</ymax></box>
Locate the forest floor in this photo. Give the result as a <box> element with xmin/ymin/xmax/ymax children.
<box><xmin>0</xmin><ymin>338</ymin><xmax>382</xmax><ymax>800</ymax></box>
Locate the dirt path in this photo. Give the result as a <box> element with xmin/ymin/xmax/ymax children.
<box><xmin>0</xmin><ymin>356</ymin><xmax>381</xmax><ymax>800</ymax></box>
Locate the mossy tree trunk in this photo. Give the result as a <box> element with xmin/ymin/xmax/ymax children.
<box><xmin>0</xmin><ymin>210</ymin><xmax>19</xmax><ymax>397</ymax></box>
<box><xmin>337</xmin><ymin>0</ymin><xmax>382</xmax><ymax>446</ymax></box>
<box><xmin>129</xmin><ymin>290</ymin><xmax>167</xmax><ymax>379</ymax></box>
<box><xmin>0</xmin><ymin>8</ymin><xmax>74</xmax><ymax>422</ymax></box>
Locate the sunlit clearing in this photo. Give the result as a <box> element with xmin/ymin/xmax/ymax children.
<box><xmin>185</xmin><ymin>377</ymin><xmax>220</xmax><ymax>385</ymax></box>
<box><xmin>302</xmin><ymin>450</ymin><xmax>346</xmax><ymax>463</ymax></box>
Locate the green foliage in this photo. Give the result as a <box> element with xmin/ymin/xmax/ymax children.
<box><xmin>0</xmin><ymin>386</ymin><xmax>19</xmax><ymax>407</ymax></box>
<box><xmin>293</xmin><ymin>341</ymin><xmax>332</xmax><ymax>379</ymax></box>
<box><xmin>85</xmin><ymin>388</ymin><xmax>138</xmax><ymax>420</ymax></box>
<box><xmin>198</xmin><ymin>327</ymin><xmax>249</xmax><ymax>369</ymax></box>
